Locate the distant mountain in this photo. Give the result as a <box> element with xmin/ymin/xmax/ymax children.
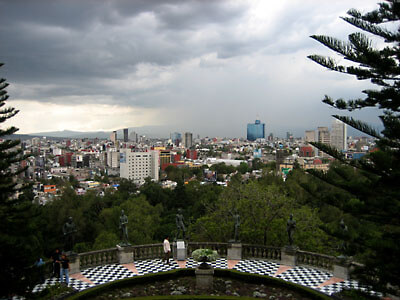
<box><xmin>28</xmin><ymin>130</ymin><xmax>110</xmax><ymax>139</ymax></box>
<box><xmin>27</xmin><ymin>126</ymin><xmax>174</xmax><ymax>139</ymax></box>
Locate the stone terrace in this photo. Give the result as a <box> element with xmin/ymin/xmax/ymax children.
<box><xmin>31</xmin><ymin>242</ymin><xmax>382</xmax><ymax>297</ymax></box>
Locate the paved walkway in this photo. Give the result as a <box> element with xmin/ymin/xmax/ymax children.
<box><xmin>32</xmin><ymin>258</ymin><xmax>381</xmax><ymax>297</ymax></box>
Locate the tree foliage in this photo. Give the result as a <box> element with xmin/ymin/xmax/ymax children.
<box><xmin>308</xmin><ymin>0</ymin><xmax>400</xmax><ymax>293</ymax></box>
<box><xmin>190</xmin><ymin>179</ymin><xmax>331</xmax><ymax>252</ymax></box>
<box><xmin>0</xmin><ymin>63</ymin><xmax>41</xmax><ymax>297</ymax></box>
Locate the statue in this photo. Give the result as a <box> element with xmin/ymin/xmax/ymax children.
<box><xmin>233</xmin><ymin>213</ymin><xmax>240</xmax><ymax>242</ymax></box>
<box><xmin>286</xmin><ymin>214</ymin><xmax>296</xmax><ymax>246</ymax></box>
<box><xmin>175</xmin><ymin>208</ymin><xmax>186</xmax><ymax>240</ymax></box>
<box><xmin>119</xmin><ymin>209</ymin><xmax>130</xmax><ymax>246</ymax></box>
<box><xmin>338</xmin><ymin>219</ymin><xmax>349</xmax><ymax>258</ymax></box>
<box><xmin>63</xmin><ymin>216</ymin><xmax>77</xmax><ymax>252</ymax></box>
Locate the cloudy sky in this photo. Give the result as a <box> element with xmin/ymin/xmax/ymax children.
<box><xmin>0</xmin><ymin>0</ymin><xmax>384</xmax><ymax>138</ymax></box>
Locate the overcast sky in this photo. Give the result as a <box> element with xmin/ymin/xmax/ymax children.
<box><xmin>0</xmin><ymin>0</ymin><xmax>385</xmax><ymax>138</ymax></box>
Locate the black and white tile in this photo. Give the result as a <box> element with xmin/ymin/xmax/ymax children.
<box><xmin>28</xmin><ymin>258</ymin><xmax>384</xmax><ymax>298</ymax></box>
<box><xmin>134</xmin><ymin>259</ymin><xmax>179</xmax><ymax>275</ymax></box>
<box><xmin>233</xmin><ymin>259</ymin><xmax>280</xmax><ymax>276</ymax></box>
<box><xmin>31</xmin><ymin>276</ymin><xmax>94</xmax><ymax>293</ymax></box>
<box><xmin>80</xmin><ymin>263</ymin><xmax>136</xmax><ymax>285</ymax></box>
<box><xmin>276</xmin><ymin>266</ymin><xmax>332</xmax><ymax>288</ymax></box>
<box><xmin>317</xmin><ymin>280</ymin><xmax>382</xmax><ymax>297</ymax></box>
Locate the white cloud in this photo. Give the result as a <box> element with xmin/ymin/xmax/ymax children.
<box><xmin>10</xmin><ymin>100</ymin><xmax>164</xmax><ymax>133</ymax></box>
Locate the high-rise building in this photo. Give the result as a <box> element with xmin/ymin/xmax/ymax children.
<box><xmin>170</xmin><ymin>132</ymin><xmax>181</xmax><ymax>147</ymax></box>
<box><xmin>107</xmin><ymin>149</ymin><xmax>120</xmax><ymax>168</ymax></box>
<box><xmin>247</xmin><ymin>120</ymin><xmax>265</xmax><ymax>141</ymax></box>
<box><xmin>331</xmin><ymin>119</ymin><xmax>347</xmax><ymax>151</ymax></box>
<box><xmin>318</xmin><ymin>127</ymin><xmax>330</xmax><ymax>144</ymax></box>
<box><xmin>304</xmin><ymin>130</ymin><xmax>317</xmax><ymax>157</ymax></box>
<box><xmin>110</xmin><ymin>131</ymin><xmax>117</xmax><ymax>144</ymax></box>
<box><xmin>286</xmin><ymin>132</ymin><xmax>293</xmax><ymax>140</ymax></box>
<box><xmin>305</xmin><ymin>130</ymin><xmax>316</xmax><ymax>143</ymax></box>
<box><xmin>318</xmin><ymin>127</ymin><xmax>330</xmax><ymax>157</ymax></box>
<box><xmin>120</xmin><ymin>149</ymin><xmax>159</xmax><ymax>184</ymax></box>
<box><xmin>123</xmin><ymin>128</ymin><xmax>129</xmax><ymax>142</ymax></box>
<box><xmin>184</xmin><ymin>132</ymin><xmax>193</xmax><ymax>148</ymax></box>
<box><xmin>129</xmin><ymin>131</ymin><xmax>138</xmax><ymax>143</ymax></box>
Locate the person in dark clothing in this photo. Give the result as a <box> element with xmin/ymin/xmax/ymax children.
<box><xmin>60</xmin><ymin>254</ymin><xmax>70</xmax><ymax>285</ymax></box>
<box><xmin>52</xmin><ymin>249</ymin><xmax>61</xmax><ymax>278</ymax></box>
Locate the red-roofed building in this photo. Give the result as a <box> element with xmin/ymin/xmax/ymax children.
<box><xmin>313</xmin><ymin>159</ymin><xmax>322</xmax><ymax>165</ymax></box>
<box><xmin>173</xmin><ymin>153</ymin><xmax>182</xmax><ymax>162</ymax></box>
<box><xmin>299</xmin><ymin>146</ymin><xmax>314</xmax><ymax>157</ymax></box>
<box><xmin>186</xmin><ymin>149</ymin><xmax>198</xmax><ymax>160</ymax></box>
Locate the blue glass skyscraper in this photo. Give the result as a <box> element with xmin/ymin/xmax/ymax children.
<box><xmin>170</xmin><ymin>132</ymin><xmax>182</xmax><ymax>146</ymax></box>
<box><xmin>247</xmin><ymin>120</ymin><xmax>265</xmax><ymax>141</ymax></box>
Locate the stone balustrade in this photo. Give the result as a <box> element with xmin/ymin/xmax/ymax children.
<box><xmin>296</xmin><ymin>250</ymin><xmax>335</xmax><ymax>271</ymax></box>
<box><xmin>79</xmin><ymin>247</ymin><xmax>118</xmax><ymax>269</ymax></box>
<box><xmin>47</xmin><ymin>242</ymin><xmax>347</xmax><ymax>279</ymax></box>
<box><xmin>242</xmin><ymin>244</ymin><xmax>281</xmax><ymax>261</ymax></box>
<box><xmin>131</xmin><ymin>243</ymin><xmax>164</xmax><ymax>260</ymax></box>
<box><xmin>187</xmin><ymin>242</ymin><xmax>228</xmax><ymax>257</ymax></box>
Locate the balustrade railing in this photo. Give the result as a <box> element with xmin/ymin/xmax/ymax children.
<box><xmin>79</xmin><ymin>247</ymin><xmax>118</xmax><ymax>269</ymax></box>
<box><xmin>296</xmin><ymin>250</ymin><xmax>335</xmax><ymax>270</ymax></box>
<box><xmin>187</xmin><ymin>242</ymin><xmax>228</xmax><ymax>257</ymax></box>
<box><xmin>52</xmin><ymin>243</ymin><xmax>339</xmax><ymax>274</ymax></box>
<box><xmin>242</xmin><ymin>244</ymin><xmax>281</xmax><ymax>260</ymax></box>
<box><xmin>132</xmin><ymin>243</ymin><xmax>164</xmax><ymax>260</ymax></box>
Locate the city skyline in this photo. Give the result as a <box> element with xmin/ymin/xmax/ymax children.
<box><xmin>0</xmin><ymin>0</ymin><xmax>381</xmax><ymax>137</ymax></box>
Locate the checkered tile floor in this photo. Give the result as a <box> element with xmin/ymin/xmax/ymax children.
<box><xmin>31</xmin><ymin>276</ymin><xmax>94</xmax><ymax>293</ymax></box>
<box><xmin>30</xmin><ymin>258</ymin><xmax>382</xmax><ymax>297</ymax></box>
<box><xmin>81</xmin><ymin>263</ymin><xmax>136</xmax><ymax>285</ymax></box>
<box><xmin>317</xmin><ymin>279</ymin><xmax>382</xmax><ymax>297</ymax></box>
<box><xmin>276</xmin><ymin>266</ymin><xmax>332</xmax><ymax>288</ymax></box>
<box><xmin>134</xmin><ymin>258</ymin><xmax>179</xmax><ymax>275</ymax></box>
<box><xmin>233</xmin><ymin>259</ymin><xmax>280</xmax><ymax>276</ymax></box>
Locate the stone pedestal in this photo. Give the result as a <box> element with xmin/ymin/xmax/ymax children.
<box><xmin>117</xmin><ymin>245</ymin><xmax>133</xmax><ymax>264</ymax></box>
<box><xmin>333</xmin><ymin>257</ymin><xmax>350</xmax><ymax>280</ymax></box>
<box><xmin>281</xmin><ymin>246</ymin><xmax>298</xmax><ymax>267</ymax></box>
<box><xmin>176</xmin><ymin>240</ymin><xmax>186</xmax><ymax>261</ymax></box>
<box><xmin>195</xmin><ymin>267</ymin><xmax>214</xmax><ymax>290</ymax></box>
<box><xmin>69</xmin><ymin>253</ymin><xmax>80</xmax><ymax>274</ymax></box>
<box><xmin>227</xmin><ymin>243</ymin><xmax>242</xmax><ymax>260</ymax></box>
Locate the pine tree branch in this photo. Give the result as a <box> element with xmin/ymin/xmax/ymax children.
<box><xmin>332</xmin><ymin>115</ymin><xmax>381</xmax><ymax>138</ymax></box>
<box><xmin>342</xmin><ymin>16</ymin><xmax>398</xmax><ymax>42</ymax></box>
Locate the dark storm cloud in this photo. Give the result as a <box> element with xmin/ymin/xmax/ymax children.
<box><xmin>0</xmin><ymin>1</ymin><xmax>246</xmax><ymax>80</ymax></box>
<box><xmin>0</xmin><ymin>0</ymin><xmax>383</xmax><ymax>137</ymax></box>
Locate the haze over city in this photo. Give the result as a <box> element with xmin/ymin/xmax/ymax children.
<box><xmin>0</xmin><ymin>0</ymin><xmax>382</xmax><ymax>138</ymax></box>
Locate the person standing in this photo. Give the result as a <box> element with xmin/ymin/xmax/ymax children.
<box><xmin>60</xmin><ymin>253</ymin><xmax>70</xmax><ymax>285</ymax></box>
<box><xmin>34</xmin><ymin>258</ymin><xmax>45</xmax><ymax>284</ymax></box>
<box><xmin>163</xmin><ymin>237</ymin><xmax>171</xmax><ymax>264</ymax></box>
<box><xmin>52</xmin><ymin>249</ymin><xmax>61</xmax><ymax>278</ymax></box>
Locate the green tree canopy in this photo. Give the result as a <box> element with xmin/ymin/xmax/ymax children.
<box><xmin>190</xmin><ymin>180</ymin><xmax>330</xmax><ymax>252</ymax></box>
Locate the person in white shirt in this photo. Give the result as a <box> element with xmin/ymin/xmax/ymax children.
<box><xmin>163</xmin><ymin>237</ymin><xmax>171</xmax><ymax>264</ymax></box>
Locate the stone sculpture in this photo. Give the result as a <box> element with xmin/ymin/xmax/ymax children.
<box><xmin>63</xmin><ymin>216</ymin><xmax>77</xmax><ymax>252</ymax></box>
<box><xmin>286</xmin><ymin>214</ymin><xmax>296</xmax><ymax>246</ymax></box>
<box><xmin>119</xmin><ymin>209</ymin><xmax>130</xmax><ymax>246</ymax></box>
<box><xmin>175</xmin><ymin>208</ymin><xmax>186</xmax><ymax>240</ymax></box>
